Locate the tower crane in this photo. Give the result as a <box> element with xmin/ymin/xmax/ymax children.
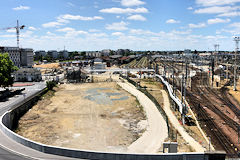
<box><xmin>0</xmin><ymin>20</ymin><xmax>25</xmax><ymax>48</ymax></box>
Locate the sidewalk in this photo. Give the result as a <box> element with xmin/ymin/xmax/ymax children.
<box><xmin>118</xmin><ymin>81</ymin><xmax>168</xmax><ymax>153</ymax></box>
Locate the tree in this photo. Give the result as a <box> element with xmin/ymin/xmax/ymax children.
<box><xmin>0</xmin><ymin>53</ymin><xmax>18</xmax><ymax>88</ymax></box>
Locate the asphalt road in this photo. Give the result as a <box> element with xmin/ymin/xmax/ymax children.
<box><xmin>0</xmin><ymin>83</ymin><xmax>47</xmax><ymax>160</ymax></box>
<box><xmin>0</xmin><ymin>83</ymin><xmax>82</xmax><ymax>160</ymax></box>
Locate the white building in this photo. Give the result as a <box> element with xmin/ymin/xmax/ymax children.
<box><xmin>86</xmin><ymin>51</ymin><xmax>102</xmax><ymax>57</ymax></box>
<box><xmin>13</xmin><ymin>68</ymin><xmax>42</xmax><ymax>82</ymax></box>
<box><xmin>0</xmin><ymin>46</ymin><xmax>21</xmax><ymax>67</ymax></box>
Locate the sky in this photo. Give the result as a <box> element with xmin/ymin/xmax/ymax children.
<box><xmin>0</xmin><ymin>0</ymin><xmax>240</xmax><ymax>51</ymax></box>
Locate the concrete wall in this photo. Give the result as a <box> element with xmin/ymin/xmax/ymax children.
<box><xmin>0</xmin><ymin>89</ymin><xmax>226</xmax><ymax>160</ymax></box>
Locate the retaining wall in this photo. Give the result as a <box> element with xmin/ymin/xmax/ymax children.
<box><xmin>0</xmin><ymin>86</ymin><xmax>226</xmax><ymax>160</ymax></box>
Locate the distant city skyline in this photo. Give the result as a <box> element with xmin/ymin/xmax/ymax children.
<box><xmin>0</xmin><ymin>0</ymin><xmax>240</xmax><ymax>51</ymax></box>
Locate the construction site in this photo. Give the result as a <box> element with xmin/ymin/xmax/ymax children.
<box><xmin>16</xmin><ymin>80</ymin><xmax>147</xmax><ymax>152</ymax></box>
<box><xmin>12</xmin><ymin>45</ymin><xmax>240</xmax><ymax>159</ymax></box>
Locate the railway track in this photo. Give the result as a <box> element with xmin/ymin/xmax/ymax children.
<box><xmin>188</xmin><ymin>72</ymin><xmax>239</xmax><ymax>157</ymax></box>
<box><xmin>197</xmin><ymin>77</ymin><xmax>239</xmax><ymax>132</ymax></box>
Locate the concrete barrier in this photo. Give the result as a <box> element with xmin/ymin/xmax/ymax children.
<box><xmin>0</xmin><ymin>87</ymin><xmax>226</xmax><ymax>160</ymax></box>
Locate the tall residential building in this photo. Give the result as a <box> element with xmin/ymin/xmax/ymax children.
<box><xmin>47</xmin><ymin>50</ymin><xmax>58</xmax><ymax>59</ymax></box>
<box><xmin>0</xmin><ymin>46</ymin><xmax>34</xmax><ymax>68</ymax></box>
<box><xmin>35</xmin><ymin>50</ymin><xmax>46</xmax><ymax>59</ymax></box>
<box><xmin>0</xmin><ymin>46</ymin><xmax>21</xmax><ymax>67</ymax></box>
<box><xmin>20</xmin><ymin>48</ymin><xmax>34</xmax><ymax>67</ymax></box>
<box><xmin>59</xmin><ymin>50</ymin><xmax>69</xmax><ymax>59</ymax></box>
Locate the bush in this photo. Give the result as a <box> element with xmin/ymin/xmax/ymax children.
<box><xmin>46</xmin><ymin>81</ymin><xmax>57</xmax><ymax>90</ymax></box>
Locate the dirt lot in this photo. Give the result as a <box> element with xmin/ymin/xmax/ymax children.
<box><xmin>15</xmin><ymin>82</ymin><xmax>146</xmax><ymax>152</ymax></box>
<box><xmin>34</xmin><ymin>63</ymin><xmax>60</xmax><ymax>69</ymax></box>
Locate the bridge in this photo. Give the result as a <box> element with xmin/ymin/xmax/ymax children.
<box><xmin>83</xmin><ymin>68</ymin><xmax>155</xmax><ymax>73</ymax></box>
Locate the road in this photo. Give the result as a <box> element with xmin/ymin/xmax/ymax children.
<box><xmin>0</xmin><ymin>83</ymin><xmax>80</xmax><ymax>160</ymax></box>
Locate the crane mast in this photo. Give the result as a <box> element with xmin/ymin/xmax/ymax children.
<box><xmin>0</xmin><ymin>20</ymin><xmax>25</xmax><ymax>48</ymax></box>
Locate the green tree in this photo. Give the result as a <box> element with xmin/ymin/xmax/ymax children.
<box><xmin>0</xmin><ymin>53</ymin><xmax>18</xmax><ymax>88</ymax></box>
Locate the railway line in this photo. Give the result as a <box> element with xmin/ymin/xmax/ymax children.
<box><xmin>156</xmin><ymin>60</ymin><xmax>239</xmax><ymax>157</ymax></box>
<box><xmin>187</xmin><ymin>72</ymin><xmax>239</xmax><ymax>157</ymax></box>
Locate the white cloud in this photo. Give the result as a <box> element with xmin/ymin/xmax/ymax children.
<box><xmin>187</xmin><ymin>7</ymin><xmax>193</xmax><ymax>10</ymax></box>
<box><xmin>196</xmin><ymin>0</ymin><xmax>240</xmax><ymax>6</ymax></box>
<box><xmin>99</xmin><ymin>7</ymin><xmax>148</xmax><ymax>14</ymax></box>
<box><xmin>166</xmin><ymin>19</ymin><xmax>180</xmax><ymax>24</ymax></box>
<box><xmin>189</xmin><ymin>23</ymin><xmax>206</xmax><ymax>28</ymax></box>
<box><xmin>194</xmin><ymin>6</ymin><xmax>238</xmax><ymax>14</ymax></box>
<box><xmin>106</xmin><ymin>21</ymin><xmax>128</xmax><ymax>31</ymax></box>
<box><xmin>121</xmin><ymin>0</ymin><xmax>145</xmax><ymax>7</ymax></box>
<box><xmin>42</xmin><ymin>22</ymin><xmax>64</xmax><ymax>28</ymax></box>
<box><xmin>229</xmin><ymin>22</ymin><xmax>240</xmax><ymax>28</ymax></box>
<box><xmin>42</xmin><ymin>14</ymin><xmax>103</xmax><ymax>28</ymax></box>
<box><xmin>56</xmin><ymin>27</ymin><xmax>88</xmax><ymax>37</ymax></box>
<box><xmin>127</xmin><ymin>15</ymin><xmax>146</xmax><ymax>21</ymax></box>
<box><xmin>207</xmin><ymin>18</ymin><xmax>231</xmax><ymax>24</ymax></box>
<box><xmin>59</xmin><ymin>14</ymin><xmax>104</xmax><ymax>21</ymax></box>
<box><xmin>6</xmin><ymin>29</ymin><xmax>16</xmax><ymax>33</ymax></box>
<box><xmin>13</xmin><ymin>5</ymin><xmax>30</xmax><ymax>10</ymax></box>
<box><xmin>218</xmin><ymin>11</ymin><xmax>240</xmax><ymax>17</ymax></box>
<box><xmin>57</xmin><ymin>27</ymin><xmax>75</xmax><ymax>32</ymax></box>
<box><xmin>89</xmin><ymin>29</ymin><xmax>100</xmax><ymax>32</ymax></box>
<box><xmin>112</xmin><ymin>32</ymin><xmax>125</xmax><ymax>36</ymax></box>
<box><xmin>28</xmin><ymin>27</ymin><xmax>37</xmax><ymax>31</ymax></box>
<box><xmin>67</xmin><ymin>2</ymin><xmax>75</xmax><ymax>7</ymax></box>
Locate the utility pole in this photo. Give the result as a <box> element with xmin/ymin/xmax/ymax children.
<box><xmin>211</xmin><ymin>58</ymin><xmax>215</xmax><ymax>87</ymax></box>
<box><xmin>234</xmin><ymin>37</ymin><xmax>240</xmax><ymax>91</ymax></box>
<box><xmin>214</xmin><ymin>44</ymin><xmax>219</xmax><ymax>65</ymax></box>
<box><xmin>209</xmin><ymin>137</ymin><xmax>211</xmax><ymax>152</ymax></box>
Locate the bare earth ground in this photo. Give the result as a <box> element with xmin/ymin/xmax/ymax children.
<box><xmin>227</xmin><ymin>80</ymin><xmax>240</xmax><ymax>104</ymax></box>
<box><xmin>33</xmin><ymin>63</ymin><xmax>60</xmax><ymax>69</ymax></box>
<box><xmin>140</xmin><ymin>79</ymin><xmax>207</xmax><ymax>152</ymax></box>
<box><xmin>15</xmin><ymin>82</ymin><xmax>146</xmax><ymax>152</ymax></box>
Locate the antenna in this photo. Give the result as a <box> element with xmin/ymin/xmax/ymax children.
<box><xmin>233</xmin><ymin>37</ymin><xmax>240</xmax><ymax>91</ymax></box>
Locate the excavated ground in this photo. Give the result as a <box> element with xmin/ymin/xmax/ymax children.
<box><xmin>15</xmin><ymin>82</ymin><xmax>147</xmax><ymax>152</ymax></box>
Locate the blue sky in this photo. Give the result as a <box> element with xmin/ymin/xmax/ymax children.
<box><xmin>0</xmin><ymin>0</ymin><xmax>240</xmax><ymax>51</ymax></box>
